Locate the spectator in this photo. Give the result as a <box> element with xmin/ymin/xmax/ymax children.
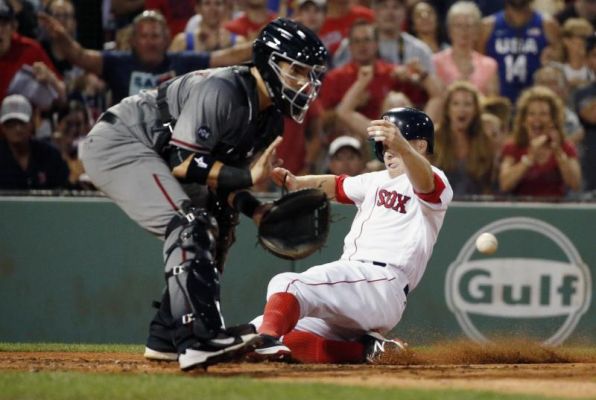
<box><xmin>0</xmin><ymin>94</ymin><xmax>69</xmax><ymax>189</ymax></box>
<box><xmin>293</xmin><ymin>0</ymin><xmax>326</xmax><ymax>35</ymax></box>
<box><xmin>478</xmin><ymin>0</ymin><xmax>559</xmax><ymax>103</ymax></box>
<box><xmin>169</xmin><ymin>0</ymin><xmax>239</xmax><ymax>52</ymax></box>
<box><xmin>482</xmin><ymin>95</ymin><xmax>512</xmax><ymax>134</ymax></box>
<box><xmin>326</xmin><ymin>135</ymin><xmax>366</xmax><ymax>176</ymax></box>
<box><xmin>276</xmin><ymin>100</ymin><xmax>325</xmax><ymax>176</ymax></box>
<box><xmin>318</xmin><ymin>0</ymin><xmax>373</xmax><ymax>56</ymax></box>
<box><xmin>51</xmin><ymin>99</ymin><xmax>90</xmax><ymax>187</ymax></box>
<box><xmin>499</xmin><ymin>86</ymin><xmax>582</xmax><ymax>197</ymax></box>
<box><xmin>534</xmin><ymin>65</ymin><xmax>585</xmax><ymax>146</ymax></box>
<box><xmin>556</xmin><ymin>0</ymin><xmax>596</xmax><ymax>30</ymax></box>
<box><xmin>38</xmin><ymin>10</ymin><xmax>253</xmax><ymax>103</ymax></box>
<box><xmin>482</xmin><ymin>112</ymin><xmax>507</xmax><ymax>155</ymax></box>
<box><xmin>573</xmin><ymin>36</ymin><xmax>596</xmax><ymax>192</ymax></box>
<box><xmin>336</xmin><ymin>64</ymin><xmax>413</xmax><ymax>141</ymax></box>
<box><xmin>433</xmin><ymin>81</ymin><xmax>495</xmax><ymax>196</ymax></box>
<box><xmin>0</xmin><ymin>0</ymin><xmax>62</xmax><ymax>99</ymax></box>
<box><xmin>145</xmin><ymin>0</ymin><xmax>195</xmax><ymax>36</ymax></box>
<box><xmin>224</xmin><ymin>0</ymin><xmax>276</xmax><ymax>41</ymax></box>
<box><xmin>9</xmin><ymin>0</ymin><xmax>38</xmax><ymax>38</ymax></box>
<box><xmin>409</xmin><ymin>1</ymin><xmax>447</xmax><ymax>53</ymax></box>
<box><xmin>334</xmin><ymin>0</ymin><xmax>435</xmax><ymax>77</ymax></box>
<box><xmin>320</xmin><ymin>20</ymin><xmax>441</xmax><ymax>135</ymax></box>
<box><xmin>557</xmin><ymin>18</ymin><xmax>594</xmax><ymax>90</ymax></box>
<box><xmin>41</xmin><ymin>0</ymin><xmax>84</xmax><ymax>86</ymax></box>
<box><xmin>433</xmin><ymin>1</ymin><xmax>499</xmax><ymax>97</ymax></box>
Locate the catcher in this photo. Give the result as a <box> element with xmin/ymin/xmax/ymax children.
<box><xmin>250</xmin><ymin>108</ymin><xmax>453</xmax><ymax>363</ymax></box>
<box><xmin>79</xmin><ymin>19</ymin><xmax>328</xmax><ymax>371</ymax></box>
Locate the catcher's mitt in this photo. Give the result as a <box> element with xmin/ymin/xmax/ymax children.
<box><xmin>258</xmin><ymin>188</ymin><xmax>330</xmax><ymax>260</ymax></box>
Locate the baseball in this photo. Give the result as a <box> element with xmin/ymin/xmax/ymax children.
<box><xmin>475</xmin><ymin>232</ymin><xmax>498</xmax><ymax>255</ymax></box>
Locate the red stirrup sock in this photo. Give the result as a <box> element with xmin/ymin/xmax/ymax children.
<box><xmin>258</xmin><ymin>292</ymin><xmax>300</xmax><ymax>337</ymax></box>
<box><xmin>283</xmin><ymin>330</ymin><xmax>365</xmax><ymax>363</ymax></box>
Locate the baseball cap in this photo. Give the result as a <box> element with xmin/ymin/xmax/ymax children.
<box><xmin>297</xmin><ymin>0</ymin><xmax>326</xmax><ymax>9</ymax></box>
<box><xmin>0</xmin><ymin>0</ymin><xmax>14</xmax><ymax>19</ymax></box>
<box><xmin>329</xmin><ymin>135</ymin><xmax>362</xmax><ymax>156</ymax></box>
<box><xmin>0</xmin><ymin>94</ymin><xmax>33</xmax><ymax>124</ymax></box>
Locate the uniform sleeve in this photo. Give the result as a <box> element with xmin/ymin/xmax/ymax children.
<box><xmin>415</xmin><ymin>169</ymin><xmax>452</xmax><ymax>210</ymax></box>
<box><xmin>337</xmin><ymin>172</ymin><xmax>374</xmax><ymax>205</ymax></box>
<box><xmin>170</xmin><ymin>77</ymin><xmax>242</xmax><ymax>152</ymax></box>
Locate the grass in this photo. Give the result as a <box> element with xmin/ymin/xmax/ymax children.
<box><xmin>0</xmin><ymin>371</ymin><xmax>568</xmax><ymax>400</ymax></box>
<box><xmin>0</xmin><ymin>342</ymin><xmax>143</xmax><ymax>353</ymax></box>
<box><xmin>0</xmin><ymin>342</ymin><xmax>591</xmax><ymax>400</ymax></box>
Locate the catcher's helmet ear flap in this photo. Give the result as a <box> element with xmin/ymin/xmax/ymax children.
<box><xmin>253</xmin><ymin>18</ymin><xmax>328</xmax><ymax>123</ymax></box>
<box><xmin>374</xmin><ymin>107</ymin><xmax>434</xmax><ymax>162</ymax></box>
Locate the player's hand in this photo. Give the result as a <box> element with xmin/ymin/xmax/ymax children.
<box><xmin>367</xmin><ymin>119</ymin><xmax>408</xmax><ymax>152</ymax></box>
<box><xmin>250</xmin><ymin>136</ymin><xmax>283</xmax><ymax>186</ymax></box>
<box><xmin>271</xmin><ymin>167</ymin><xmax>298</xmax><ymax>190</ymax></box>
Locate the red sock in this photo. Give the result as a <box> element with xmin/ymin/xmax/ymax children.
<box><xmin>283</xmin><ymin>330</ymin><xmax>364</xmax><ymax>363</ymax></box>
<box><xmin>258</xmin><ymin>293</ymin><xmax>300</xmax><ymax>337</ymax></box>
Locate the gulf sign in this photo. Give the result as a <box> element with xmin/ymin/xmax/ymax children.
<box><xmin>445</xmin><ymin>217</ymin><xmax>591</xmax><ymax>345</ymax></box>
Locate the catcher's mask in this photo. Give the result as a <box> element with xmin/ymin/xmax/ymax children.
<box><xmin>253</xmin><ymin>18</ymin><xmax>328</xmax><ymax>123</ymax></box>
<box><xmin>374</xmin><ymin>107</ymin><xmax>434</xmax><ymax>162</ymax></box>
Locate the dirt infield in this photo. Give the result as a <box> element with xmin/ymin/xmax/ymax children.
<box><xmin>1</xmin><ymin>341</ymin><xmax>595</xmax><ymax>399</ymax></box>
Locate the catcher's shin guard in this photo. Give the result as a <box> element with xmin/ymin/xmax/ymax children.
<box><xmin>163</xmin><ymin>207</ymin><xmax>224</xmax><ymax>352</ymax></box>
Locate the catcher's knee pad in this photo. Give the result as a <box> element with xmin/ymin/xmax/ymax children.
<box><xmin>164</xmin><ymin>207</ymin><xmax>223</xmax><ymax>347</ymax></box>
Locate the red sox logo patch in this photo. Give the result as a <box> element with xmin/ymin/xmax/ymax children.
<box><xmin>377</xmin><ymin>190</ymin><xmax>410</xmax><ymax>214</ymax></box>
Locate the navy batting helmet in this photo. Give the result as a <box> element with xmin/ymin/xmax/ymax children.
<box><xmin>253</xmin><ymin>18</ymin><xmax>328</xmax><ymax>123</ymax></box>
<box><xmin>374</xmin><ymin>107</ymin><xmax>434</xmax><ymax>162</ymax></box>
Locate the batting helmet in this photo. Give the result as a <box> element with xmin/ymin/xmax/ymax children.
<box><xmin>374</xmin><ymin>107</ymin><xmax>434</xmax><ymax>162</ymax></box>
<box><xmin>253</xmin><ymin>18</ymin><xmax>328</xmax><ymax>123</ymax></box>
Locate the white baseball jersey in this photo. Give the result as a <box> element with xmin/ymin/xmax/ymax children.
<box><xmin>255</xmin><ymin>166</ymin><xmax>452</xmax><ymax>340</ymax></box>
<box><xmin>336</xmin><ymin>166</ymin><xmax>453</xmax><ymax>291</ymax></box>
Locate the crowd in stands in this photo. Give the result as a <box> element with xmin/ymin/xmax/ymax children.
<box><xmin>0</xmin><ymin>0</ymin><xmax>595</xmax><ymax>200</ymax></box>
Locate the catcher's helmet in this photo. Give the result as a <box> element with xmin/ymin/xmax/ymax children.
<box><xmin>374</xmin><ymin>107</ymin><xmax>434</xmax><ymax>161</ymax></box>
<box><xmin>253</xmin><ymin>18</ymin><xmax>328</xmax><ymax>123</ymax></box>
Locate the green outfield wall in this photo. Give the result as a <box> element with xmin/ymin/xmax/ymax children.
<box><xmin>0</xmin><ymin>197</ymin><xmax>594</xmax><ymax>345</ymax></box>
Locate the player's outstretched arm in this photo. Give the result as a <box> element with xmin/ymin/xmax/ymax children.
<box><xmin>271</xmin><ymin>167</ymin><xmax>337</xmax><ymax>200</ymax></box>
<box><xmin>368</xmin><ymin>119</ymin><xmax>434</xmax><ymax>193</ymax></box>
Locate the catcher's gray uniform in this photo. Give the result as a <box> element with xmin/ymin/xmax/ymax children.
<box><xmin>80</xmin><ymin>65</ymin><xmax>282</xmax><ymax>365</ymax></box>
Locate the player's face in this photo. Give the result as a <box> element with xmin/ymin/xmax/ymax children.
<box><xmin>277</xmin><ymin>61</ymin><xmax>310</xmax><ymax>90</ymax></box>
<box><xmin>349</xmin><ymin>25</ymin><xmax>378</xmax><ymax>65</ymax></box>
<box><xmin>132</xmin><ymin>20</ymin><xmax>168</xmax><ymax>67</ymax></box>
<box><xmin>294</xmin><ymin>3</ymin><xmax>326</xmax><ymax>34</ymax></box>
<box><xmin>374</xmin><ymin>0</ymin><xmax>406</xmax><ymax>33</ymax></box>
<box><xmin>448</xmin><ymin>89</ymin><xmax>476</xmax><ymax>132</ymax></box>
<box><xmin>383</xmin><ymin>149</ymin><xmax>402</xmax><ymax>176</ymax></box>
<box><xmin>524</xmin><ymin>100</ymin><xmax>554</xmax><ymax>139</ymax></box>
